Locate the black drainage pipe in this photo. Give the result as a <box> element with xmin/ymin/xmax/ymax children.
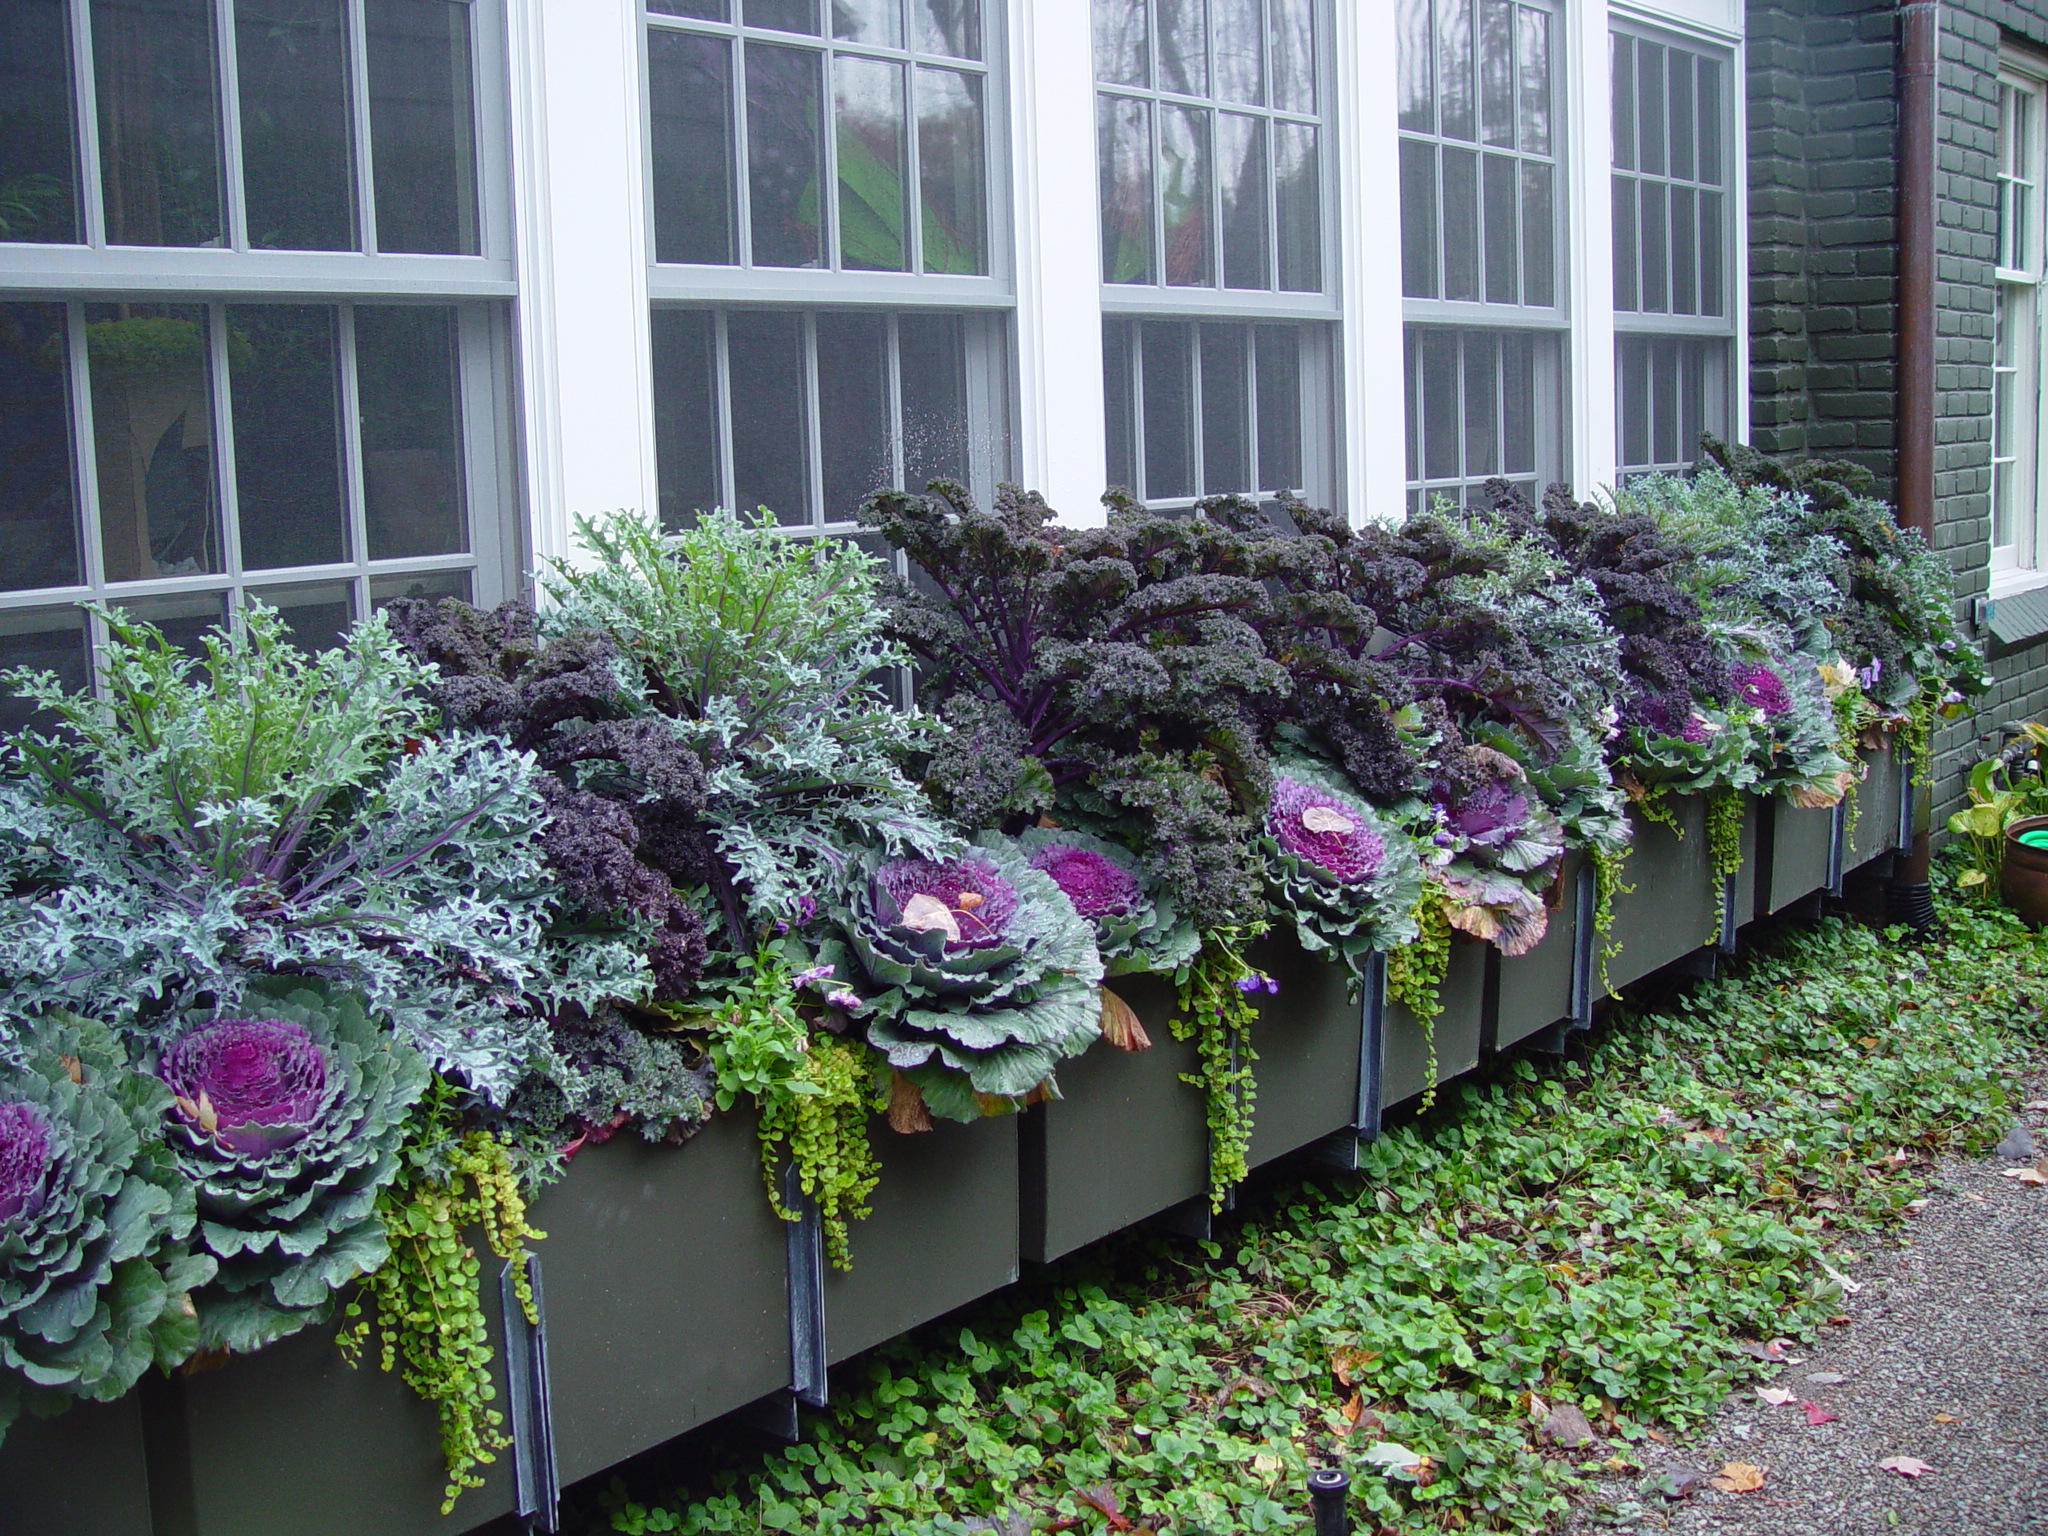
<box><xmin>1308</xmin><ymin>1466</ymin><xmax>1351</xmax><ymax>1536</ymax></box>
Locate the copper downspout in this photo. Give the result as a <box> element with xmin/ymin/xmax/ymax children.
<box><xmin>1895</xmin><ymin>0</ymin><xmax>1939</xmax><ymax>902</ymax></box>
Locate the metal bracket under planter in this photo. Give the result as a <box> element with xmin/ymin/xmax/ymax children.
<box><xmin>500</xmin><ymin>1257</ymin><xmax>559</xmax><ymax>1535</ymax></box>
<box><xmin>1897</xmin><ymin>758</ymin><xmax>1916</xmax><ymax>851</ymax></box>
<box><xmin>784</xmin><ymin>1168</ymin><xmax>827</xmax><ymax>1409</ymax></box>
<box><xmin>1569</xmin><ymin>861</ymin><xmax>1598</xmax><ymax>1028</ymax></box>
<box><xmin>1827</xmin><ymin>799</ymin><xmax>1849</xmax><ymax>897</ymax></box>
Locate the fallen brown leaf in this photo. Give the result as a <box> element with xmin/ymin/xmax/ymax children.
<box><xmin>1803</xmin><ymin>1402</ymin><xmax>1838</xmax><ymax>1426</ymax></box>
<box><xmin>1933</xmin><ymin>1412</ymin><xmax>1960</xmax><ymax>1424</ymax></box>
<box><xmin>1097</xmin><ymin>987</ymin><xmax>1151</xmax><ymax>1051</ymax></box>
<box><xmin>2000</xmin><ymin>1167</ymin><xmax>2048</xmax><ymax>1185</ymax></box>
<box><xmin>1711</xmin><ymin>1461</ymin><xmax>1765</xmax><ymax>1493</ymax></box>
<box><xmin>1878</xmin><ymin>1456</ymin><xmax>1933</xmax><ymax>1478</ymax></box>
<box><xmin>1645</xmin><ymin>1428</ymin><xmax>1673</xmax><ymax>1445</ymax></box>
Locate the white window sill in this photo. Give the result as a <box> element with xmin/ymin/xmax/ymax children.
<box><xmin>1986</xmin><ymin>567</ymin><xmax>2048</xmax><ymax>602</ymax></box>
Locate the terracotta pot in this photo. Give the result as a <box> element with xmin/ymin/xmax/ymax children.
<box><xmin>2000</xmin><ymin>814</ymin><xmax>2048</xmax><ymax>927</ymax></box>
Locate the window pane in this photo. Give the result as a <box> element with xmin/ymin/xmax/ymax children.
<box><xmin>1420</xmin><ymin>328</ymin><xmax>1459</xmax><ymax>481</ymax></box>
<box><xmin>1612</xmin><ymin>176</ymin><xmax>1638</xmax><ymax>310</ymax></box>
<box><xmin>237</xmin><ymin>0</ymin><xmax>355</xmax><ymax>251</ymax></box>
<box><xmin>1094</xmin><ymin>0</ymin><xmax>1147</xmax><ymax>87</ymax></box>
<box><xmin>651</xmin><ymin>308</ymin><xmax>721</xmax><ymax>529</ymax></box>
<box><xmin>1214</xmin><ymin>0</ymin><xmax>1262</xmax><ymax>105</ymax></box>
<box><xmin>650</xmin><ymin>0</ymin><xmax>731</xmax><ymax>17</ymax></box>
<box><xmin>92</xmin><ymin>0</ymin><xmax>223</xmax><ymax>248</ymax></box>
<box><xmin>1158</xmin><ymin>0</ymin><xmax>1206</xmax><ymax>97</ymax></box>
<box><xmin>1636</xmin><ymin>41</ymin><xmax>1665</xmax><ymax>177</ymax></box>
<box><xmin>1104</xmin><ymin>318</ymin><xmax>1135</xmax><ymax>492</ymax></box>
<box><xmin>1440</xmin><ymin>145</ymin><xmax>1478</xmax><ymax>301</ymax></box>
<box><xmin>918</xmin><ymin>67</ymin><xmax>986</xmax><ymax>275</ymax></box>
<box><xmin>369</xmin><ymin>566</ymin><xmax>469</xmax><ymax>608</ymax></box>
<box><xmin>1404</xmin><ymin>328</ymin><xmax>1421</xmax><ymax>483</ymax></box>
<box><xmin>833</xmin><ymin>0</ymin><xmax>900</xmax><ymax>45</ymax></box>
<box><xmin>1462</xmin><ymin>330</ymin><xmax>1498</xmax><ymax>475</ymax></box>
<box><xmin>367</xmin><ymin>0</ymin><xmax>479</xmax><ymax>255</ymax></box>
<box><xmin>355</xmin><ymin>305</ymin><xmax>465</xmax><ymax>560</ymax></box>
<box><xmin>1437</xmin><ymin>0</ymin><xmax>1474</xmax><ymax>142</ymax></box>
<box><xmin>748</xmin><ymin>43</ymin><xmax>824</xmax><ymax>268</ymax></box>
<box><xmin>816</xmin><ymin>312</ymin><xmax>890</xmax><ymax>521</ymax></box>
<box><xmin>912</xmin><ymin>0</ymin><xmax>980</xmax><ymax>61</ymax></box>
<box><xmin>1521</xmin><ymin>159</ymin><xmax>1553</xmax><ymax>307</ymax></box>
<box><xmin>899</xmin><ymin>311</ymin><xmax>969</xmax><ymax>490</ymax></box>
<box><xmin>0</xmin><ymin>0</ymin><xmax>80</xmax><ymax>244</ymax></box>
<box><xmin>1140</xmin><ymin>322</ymin><xmax>1193</xmax><ymax>499</ymax></box>
<box><xmin>1517</xmin><ymin>4</ymin><xmax>1549</xmax><ymax>156</ymax></box>
<box><xmin>1098</xmin><ymin>95</ymin><xmax>1153</xmax><ymax>283</ymax></box>
<box><xmin>1697</xmin><ymin>57</ymin><xmax>1722</xmax><ymax>185</ymax></box>
<box><xmin>1271</xmin><ymin>0</ymin><xmax>1314</xmax><ymax>115</ymax></box>
<box><xmin>1639</xmin><ymin>180</ymin><xmax>1667</xmax><ymax>312</ymax></box>
<box><xmin>1397</xmin><ymin>0</ymin><xmax>1433</xmax><ymax>133</ymax></box>
<box><xmin>1610</xmin><ymin>33</ymin><xmax>1634</xmax><ymax>171</ymax></box>
<box><xmin>1667</xmin><ymin>48</ymin><xmax>1694</xmax><ymax>182</ymax></box>
<box><xmin>228</xmin><ymin>304</ymin><xmax>347</xmax><ymax>570</ymax></box>
<box><xmin>1161</xmin><ymin>105</ymin><xmax>1211</xmax><ymax>286</ymax></box>
<box><xmin>1670</xmin><ymin>185</ymin><xmax>1696</xmax><ymax>314</ymax></box>
<box><xmin>749</xmin><ymin>0</ymin><xmax>821</xmax><ymax>34</ymax></box>
<box><xmin>1479</xmin><ymin>0</ymin><xmax>1514</xmax><ymax>149</ymax></box>
<box><xmin>254</xmin><ymin>578</ymin><xmax>353</xmax><ymax>652</ymax></box>
<box><xmin>1619</xmin><ymin>335</ymin><xmax>1649</xmax><ymax>470</ymax></box>
<box><xmin>1219</xmin><ymin>113</ymin><xmax>1269</xmax><ymax>289</ymax></box>
<box><xmin>837</xmin><ymin>55</ymin><xmax>907</xmax><ymax>272</ymax></box>
<box><xmin>1254</xmin><ymin>325</ymin><xmax>1301</xmax><ymax>492</ymax></box>
<box><xmin>1652</xmin><ymin>337</ymin><xmax>1679</xmax><ymax>465</ymax></box>
<box><xmin>89</xmin><ymin>302</ymin><xmax>221</xmax><ymax>582</ymax></box>
<box><xmin>1482</xmin><ymin>152</ymin><xmax>1517</xmax><ymax>304</ymax></box>
<box><xmin>0</xmin><ymin>607</ymin><xmax>89</xmax><ymax>735</ymax></box>
<box><xmin>727</xmin><ymin>309</ymin><xmax>809</xmax><ymax>523</ymax></box>
<box><xmin>1275</xmin><ymin>121</ymin><xmax>1320</xmax><ymax>292</ymax></box>
<box><xmin>650</xmin><ymin>28</ymin><xmax>736</xmax><ymax>265</ymax></box>
<box><xmin>1200</xmin><ymin>324</ymin><xmax>1248</xmax><ymax>494</ymax></box>
<box><xmin>1500</xmin><ymin>330</ymin><xmax>1533</xmax><ymax>475</ymax></box>
<box><xmin>0</xmin><ymin>303</ymin><xmax>79</xmax><ymax>592</ymax></box>
<box><xmin>116</xmin><ymin>590</ymin><xmax>229</xmax><ymax>658</ymax></box>
<box><xmin>1699</xmin><ymin>189</ymin><xmax>1724</xmax><ymax>317</ymax></box>
<box><xmin>1400</xmin><ymin>138</ymin><xmax>1438</xmax><ymax>299</ymax></box>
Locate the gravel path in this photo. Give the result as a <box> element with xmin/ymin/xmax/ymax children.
<box><xmin>1567</xmin><ymin>1072</ymin><xmax>2048</xmax><ymax>1536</ymax></box>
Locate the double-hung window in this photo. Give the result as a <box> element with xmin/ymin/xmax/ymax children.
<box><xmin>1995</xmin><ymin>65</ymin><xmax>2046</xmax><ymax>581</ymax></box>
<box><xmin>1093</xmin><ymin>0</ymin><xmax>1335</xmax><ymax>510</ymax></box>
<box><xmin>1611</xmin><ymin>23</ymin><xmax>1735</xmax><ymax>479</ymax></box>
<box><xmin>1397</xmin><ymin>0</ymin><xmax>1564</xmax><ymax>514</ymax></box>
<box><xmin>643</xmin><ymin>0</ymin><xmax>1009</xmax><ymax>536</ymax></box>
<box><xmin>0</xmin><ymin>0</ymin><xmax>516</xmax><ymax>728</ymax></box>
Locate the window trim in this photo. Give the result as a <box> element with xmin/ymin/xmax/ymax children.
<box><xmin>1995</xmin><ymin>62</ymin><xmax>2048</xmax><ymax>579</ymax></box>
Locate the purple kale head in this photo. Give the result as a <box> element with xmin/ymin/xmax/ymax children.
<box><xmin>1445</xmin><ymin>779</ymin><xmax>1531</xmax><ymax>843</ymax></box>
<box><xmin>0</xmin><ymin>1101</ymin><xmax>52</xmax><ymax>1227</ymax></box>
<box><xmin>1730</xmin><ymin>661</ymin><xmax>1792</xmax><ymax>719</ymax></box>
<box><xmin>1027</xmin><ymin>843</ymin><xmax>1141</xmax><ymax>920</ymax></box>
<box><xmin>160</xmin><ymin>1019</ymin><xmax>330</xmax><ymax>1156</ymax></box>
<box><xmin>874</xmin><ymin>855</ymin><xmax>1021</xmax><ymax>951</ymax></box>
<box><xmin>1269</xmin><ymin>774</ymin><xmax>1386</xmax><ymax>885</ymax></box>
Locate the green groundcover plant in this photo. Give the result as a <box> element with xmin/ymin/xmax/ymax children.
<box><xmin>598</xmin><ymin>886</ymin><xmax>2044</xmax><ymax>1536</ymax></box>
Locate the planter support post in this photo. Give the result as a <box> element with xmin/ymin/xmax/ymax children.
<box><xmin>501</xmin><ymin>1255</ymin><xmax>560</xmax><ymax>1535</ymax></box>
<box><xmin>1827</xmin><ymin>800</ymin><xmax>1849</xmax><ymax>897</ymax></box>
<box><xmin>1356</xmin><ymin>951</ymin><xmax>1387</xmax><ymax>1142</ymax></box>
<box><xmin>785</xmin><ymin>1167</ymin><xmax>828</xmax><ymax>1409</ymax></box>
<box><xmin>1570</xmin><ymin>860</ymin><xmax>1598</xmax><ymax>1027</ymax></box>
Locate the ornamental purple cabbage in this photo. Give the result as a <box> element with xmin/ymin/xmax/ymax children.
<box><xmin>0</xmin><ymin>1104</ymin><xmax>50</xmax><ymax>1227</ymax></box>
<box><xmin>873</xmin><ymin>856</ymin><xmax>1020</xmax><ymax>951</ymax></box>
<box><xmin>1444</xmin><ymin>781</ymin><xmax>1531</xmax><ymax>843</ymax></box>
<box><xmin>1268</xmin><ymin>775</ymin><xmax>1386</xmax><ymax>885</ymax></box>
<box><xmin>160</xmin><ymin>1020</ymin><xmax>330</xmax><ymax>1156</ymax></box>
<box><xmin>1730</xmin><ymin>661</ymin><xmax>1793</xmax><ymax>719</ymax></box>
<box><xmin>1027</xmin><ymin>844</ymin><xmax>1141</xmax><ymax>920</ymax></box>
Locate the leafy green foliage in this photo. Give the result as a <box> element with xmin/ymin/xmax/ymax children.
<box><xmin>826</xmin><ymin>836</ymin><xmax>1104</xmax><ymax>1118</ymax></box>
<box><xmin>1946</xmin><ymin>722</ymin><xmax>2048</xmax><ymax>894</ymax></box>
<box><xmin>597</xmin><ymin>895</ymin><xmax>2045</xmax><ymax>1536</ymax></box>
<box><xmin>1168</xmin><ymin>924</ymin><xmax>1268</xmax><ymax>1208</ymax></box>
<box><xmin>150</xmin><ymin>977</ymin><xmax>432</xmax><ymax>1353</ymax></box>
<box><xmin>704</xmin><ymin>942</ymin><xmax>883</xmax><ymax>1270</ymax></box>
<box><xmin>0</xmin><ymin>605</ymin><xmax>636</xmax><ymax>1099</ymax></box>
<box><xmin>340</xmin><ymin>1092</ymin><xmax>542</xmax><ymax>1515</ymax></box>
<box><xmin>542</xmin><ymin>510</ymin><xmax>947</xmax><ymax>924</ymax></box>
<box><xmin>0</xmin><ymin>1017</ymin><xmax>212</xmax><ymax>1442</ymax></box>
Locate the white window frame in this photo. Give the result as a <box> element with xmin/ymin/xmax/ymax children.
<box><xmin>1091</xmin><ymin>0</ymin><xmax>1341</xmax><ymax>510</ymax></box>
<box><xmin>1994</xmin><ymin>64</ymin><xmax>2047</xmax><ymax>588</ymax></box>
<box><xmin>639</xmin><ymin>0</ymin><xmax>1017</xmax><ymax>532</ymax></box>
<box><xmin>0</xmin><ymin>0</ymin><xmax>523</xmax><ymax>687</ymax></box>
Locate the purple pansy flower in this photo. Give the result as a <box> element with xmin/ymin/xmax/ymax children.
<box><xmin>0</xmin><ymin>1101</ymin><xmax>52</xmax><ymax>1226</ymax></box>
<box><xmin>160</xmin><ymin>1018</ymin><xmax>331</xmax><ymax>1156</ymax></box>
<box><xmin>1027</xmin><ymin>843</ymin><xmax>1141</xmax><ymax>919</ymax></box>
<box><xmin>1269</xmin><ymin>774</ymin><xmax>1385</xmax><ymax>884</ymax></box>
